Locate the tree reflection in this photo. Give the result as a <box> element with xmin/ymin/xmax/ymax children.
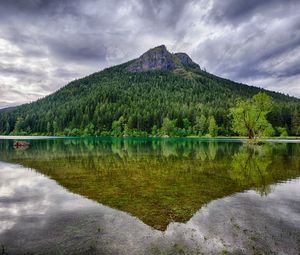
<box><xmin>230</xmin><ymin>145</ymin><xmax>273</xmax><ymax>195</ymax></box>
<box><xmin>0</xmin><ymin>138</ymin><xmax>299</xmax><ymax>230</ymax></box>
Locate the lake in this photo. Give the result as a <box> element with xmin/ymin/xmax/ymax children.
<box><xmin>0</xmin><ymin>137</ymin><xmax>299</xmax><ymax>254</ymax></box>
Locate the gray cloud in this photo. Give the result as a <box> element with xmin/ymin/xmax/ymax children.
<box><xmin>135</xmin><ymin>0</ymin><xmax>192</xmax><ymax>29</ymax></box>
<box><xmin>192</xmin><ymin>0</ymin><xmax>300</xmax><ymax>96</ymax></box>
<box><xmin>207</xmin><ymin>0</ymin><xmax>299</xmax><ymax>24</ymax></box>
<box><xmin>0</xmin><ymin>0</ymin><xmax>299</xmax><ymax>108</ymax></box>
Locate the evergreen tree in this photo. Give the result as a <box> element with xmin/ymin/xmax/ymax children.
<box><xmin>194</xmin><ymin>115</ymin><xmax>207</xmax><ymax>136</ymax></box>
<box><xmin>47</xmin><ymin>121</ymin><xmax>52</xmax><ymax>135</ymax></box>
<box><xmin>53</xmin><ymin>121</ymin><xmax>59</xmax><ymax>134</ymax></box>
<box><xmin>208</xmin><ymin>116</ymin><xmax>218</xmax><ymax>137</ymax></box>
<box><xmin>291</xmin><ymin>110</ymin><xmax>300</xmax><ymax>136</ymax></box>
<box><xmin>14</xmin><ymin>117</ymin><xmax>25</xmax><ymax>134</ymax></box>
<box><xmin>5</xmin><ymin>121</ymin><xmax>10</xmax><ymax>135</ymax></box>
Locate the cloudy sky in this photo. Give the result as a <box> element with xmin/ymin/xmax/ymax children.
<box><xmin>1</xmin><ymin>0</ymin><xmax>300</xmax><ymax>108</ymax></box>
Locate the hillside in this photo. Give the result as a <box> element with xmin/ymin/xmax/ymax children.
<box><xmin>0</xmin><ymin>45</ymin><xmax>299</xmax><ymax>137</ymax></box>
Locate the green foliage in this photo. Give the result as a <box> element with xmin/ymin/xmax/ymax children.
<box><xmin>194</xmin><ymin>114</ymin><xmax>207</xmax><ymax>136</ymax></box>
<box><xmin>111</xmin><ymin>116</ymin><xmax>124</xmax><ymax>136</ymax></box>
<box><xmin>70</xmin><ymin>128</ymin><xmax>81</xmax><ymax>136</ymax></box>
<box><xmin>111</xmin><ymin>120</ymin><xmax>122</xmax><ymax>136</ymax></box>
<box><xmin>84</xmin><ymin>123</ymin><xmax>95</xmax><ymax>136</ymax></box>
<box><xmin>151</xmin><ymin>125</ymin><xmax>158</xmax><ymax>136</ymax></box>
<box><xmin>13</xmin><ymin>117</ymin><xmax>25</xmax><ymax>134</ymax></box>
<box><xmin>53</xmin><ymin>121</ymin><xmax>59</xmax><ymax>134</ymax></box>
<box><xmin>230</xmin><ymin>92</ymin><xmax>274</xmax><ymax>139</ymax></box>
<box><xmin>4</xmin><ymin>121</ymin><xmax>10</xmax><ymax>135</ymax></box>
<box><xmin>161</xmin><ymin>117</ymin><xmax>177</xmax><ymax>136</ymax></box>
<box><xmin>262</xmin><ymin>124</ymin><xmax>275</xmax><ymax>137</ymax></box>
<box><xmin>208</xmin><ymin>116</ymin><xmax>218</xmax><ymax>137</ymax></box>
<box><xmin>0</xmin><ymin>61</ymin><xmax>299</xmax><ymax>137</ymax></box>
<box><xmin>291</xmin><ymin>110</ymin><xmax>300</xmax><ymax>136</ymax></box>
<box><xmin>277</xmin><ymin>127</ymin><xmax>288</xmax><ymax>137</ymax></box>
<box><xmin>47</xmin><ymin>121</ymin><xmax>52</xmax><ymax>135</ymax></box>
<box><xmin>123</xmin><ymin>124</ymin><xmax>130</xmax><ymax>136</ymax></box>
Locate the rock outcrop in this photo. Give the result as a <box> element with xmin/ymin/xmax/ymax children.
<box><xmin>127</xmin><ymin>45</ymin><xmax>200</xmax><ymax>72</ymax></box>
<box><xmin>174</xmin><ymin>52</ymin><xmax>200</xmax><ymax>69</ymax></box>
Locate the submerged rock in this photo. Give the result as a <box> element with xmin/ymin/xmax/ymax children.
<box><xmin>13</xmin><ymin>141</ymin><xmax>29</xmax><ymax>149</ymax></box>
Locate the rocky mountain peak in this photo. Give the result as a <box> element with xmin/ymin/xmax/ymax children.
<box><xmin>174</xmin><ymin>53</ymin><xmax>199</xmax><ymax>69</ymax></box>
<box><xmin>127</xmin><ymin>45</ymin><xmax>200</xmax><ymax>72</ymax></box>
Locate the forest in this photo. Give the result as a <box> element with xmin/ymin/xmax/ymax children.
<box><xmin>0</xmin><ymin>62</ymin><xmax>300</xmax><ymax>137</ymax></box>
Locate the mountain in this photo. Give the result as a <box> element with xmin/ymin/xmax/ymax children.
<box><xmin>127</xmin><ymin>45</ymin><xmax>200</xmax><ymax>72</ymax></box>
<box><xmin>0</xmin><ymin>45</ymin><xmax>299</xmax><ymax>136</ymax></box>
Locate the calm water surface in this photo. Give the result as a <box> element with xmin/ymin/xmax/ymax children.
<box><xmin>0</xmin><ymin>137</ymin><xmax>299</xmax><ymax>254</ymax></box>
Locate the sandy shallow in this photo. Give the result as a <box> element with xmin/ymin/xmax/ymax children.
<box><xmin>0</xmin><ymin>161</ymin><xmax>299</xmax><ymax>255</ymax></box>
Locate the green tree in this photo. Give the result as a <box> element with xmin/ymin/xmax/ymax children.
<box><xmin>194</xmin><ymin>115</ymin><xmax>207</xmax><ymax>136</ymax></box>
<box><xmin>277</xmin><ymin>127</ymin><xmax>288</xmax><ymax>137</ymax></box>
<box><xmin>151</xmin><ymin>125</ymin><xmax>158</xmax><ymax>136</ymax></box>
<box><xmin>14</xmin><ymin>117</ymin><xmax>25</xmax><ymax>134</ymax></box>
<box><xmin>5</xmin><ymin>121</ymin><xmax>10</xmax><ymax>135</ymax></box>
<box><xmin>53</xmin><ymin>121</ymin><xmax>59</xmax><ymax>134</ymax></box>
<box><xmin>291</xmin><ymin>110</ymin><xmax>300</xmax><ymax>136</ymax></box>
<box><xmin>161</xmin><ymin>117</ymin><xmax>177</xmax><ymax>136</ymax></box>
<box><xmin>230</xmin><ymin>92</ymin><xmax>273</xmax><ymax>139</ymax></box>
<box><xmin>47</xmin><ymin>121</ymin><xmax>52</xmax><ymax>135</ymax></box>
<box><xmin>84</xmin><ymin>123</ymin><xmax>95</xmax><ymax>136</ymax></box>
<box><xmin>111</xmin><ymin>116</ymin><xmax>125</xmax><ymax>136</ymax></box>
<box><xmin>123</xmin><ymin>124</ymin><xmax>130</xmax><ymax>136</ymax></box>
<box><xmin>208</xmin><ymin>116</ymin><xmax>218</xmax><ymax>137</ymax></box>
<box><xmin>70</xmin><ymin>128</ymin><xmax>81</xmax><ymax>136</ymax></box>
<box><xmin>111</xmin><ymin>120</ymin><xmax>122</xmax><ymax>136</ymax></box>
<box><xmin>263</xmin><ymin>124</ymin><xmax>274</xmax><ymax>137</ymax></box>
<box><xmin>182</xmin><ymin>118</ymin><xmax>191</xmax><ymax>135</ymax></box>
<box><xmin>63</xmin><ymin>128</ymin><xmax>71</xmax><ymax>136</ymax></box>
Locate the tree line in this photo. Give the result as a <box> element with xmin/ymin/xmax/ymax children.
<box><xmin>0</xmin><ymin>65</ymin><xmax>299</xmax><ymax>137</ymax></box>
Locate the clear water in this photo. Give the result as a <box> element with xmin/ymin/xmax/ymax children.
<box><xmin>0</xmin><ymin>137</ymin><xmax>299</xmax><ymax>254</ymax></box>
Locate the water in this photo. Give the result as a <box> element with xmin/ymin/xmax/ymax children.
<box><xmin>0</xmin><ymin>137</ymin><xmax>299</xmax><ymax>254</ymax></box>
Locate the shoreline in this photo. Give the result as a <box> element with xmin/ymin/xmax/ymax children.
<box><xmin>0</xmin><ymin>135</ymin><xmax>300</xmax><ymax>143</ymax></box>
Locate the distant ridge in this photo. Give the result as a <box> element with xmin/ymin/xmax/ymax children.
<box><xmin>0</xmin><ymin>106</ymin><xmax>17</xmax><ymax>113</ymax></box>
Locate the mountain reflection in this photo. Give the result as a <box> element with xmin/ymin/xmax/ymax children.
<box><xmin>0</xmin><ymin>138</ymin><xmax>299</xmax><ymax>230</ymax></box>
